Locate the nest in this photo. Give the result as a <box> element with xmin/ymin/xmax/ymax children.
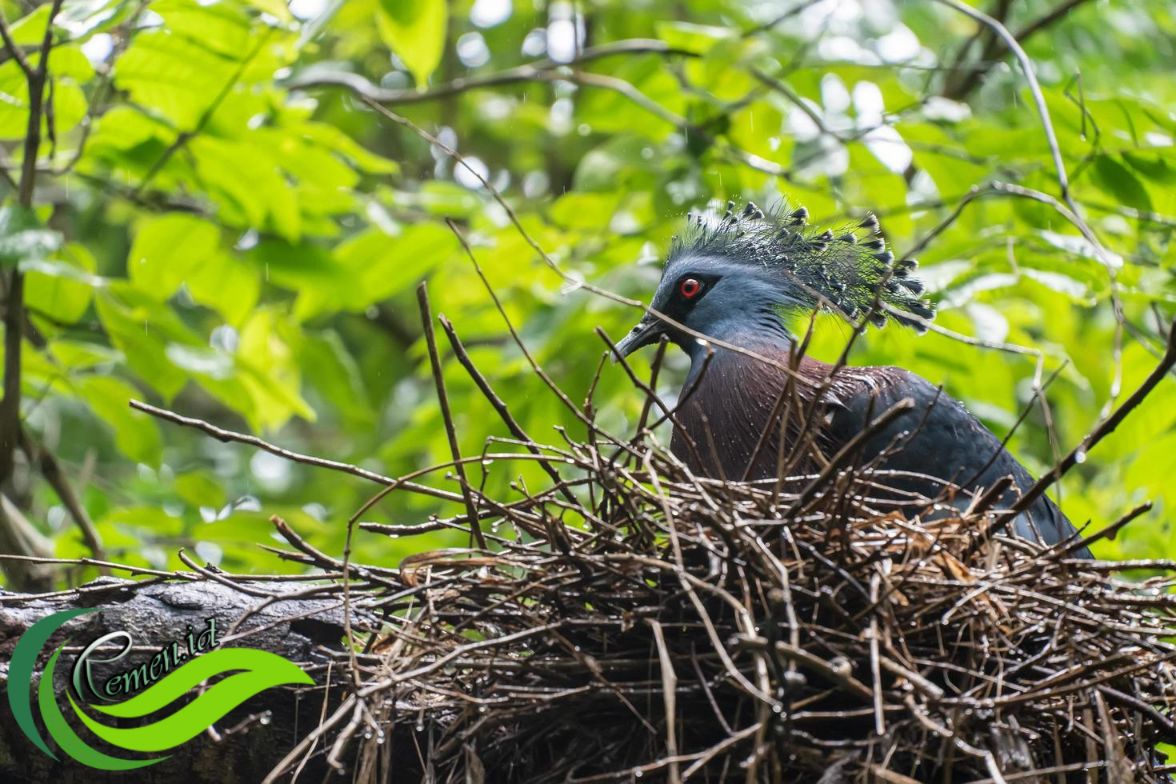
<box><xmin>349</xmin><ymin>430</ymin><xmax>1176</xmax><ymax>784</ymax></box>
<box><xmin>246</xmin><ymin>301</ymin><xmax>1176</xmax><ymax>783</ymax></box>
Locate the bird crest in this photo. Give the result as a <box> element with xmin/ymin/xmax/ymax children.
<box><xmin>667</xmin><ymin>200</ymin><xmax>935</xmax><ymax>330</ymax></box>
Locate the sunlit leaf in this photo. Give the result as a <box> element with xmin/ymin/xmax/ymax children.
<box><xmin>26</xmin><ymin>244</ymin><xmax>100</xmax><ymax>325</ymax></box>
<box><xmin>376</xmin><ymin>0</ymin><xmax>447</xmax><ymax>87</ymax></box>
<box><xmin>128</xmin><ymin>213</ymin><xmax>220</xmax><ymax>299</ymax></box>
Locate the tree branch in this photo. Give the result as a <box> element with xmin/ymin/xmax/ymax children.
<box><xmin>975</xmin><ymin>321</ymin><xmax>1176</xmax><ymax>545</ymax></box>
<box><xmin>415</xmin><ymin>283</ymin><xmax>486</xmax><ymax>550</ymax></box>
<box><xmin>18</xmin><ymin>430</ymin><xmax>106</xmax><ymax>566</ymax></box>
<box><xmin>133</xmin><ymin>27</ymin><xmax>272</xmax><ymax>196</ymax></box>
<box><xmin>941</xmin><ymin>0</ymin><xmax>1094</xmax><ymax>101</ymax></box>
<box><xmin>127</xmin><ymin>399</ymin><xmax>469</xmax><ymax>507</ymax></box>
<box><xmin>0</xmin><ymin>0</ymin><xmax>63</xmax><ymax>590</ymax></box>
<box><xmin>285</xmin><ymin>39</ymin><xmax>697</xmax><ymax>105</ymax></box>
<box><xmin>0</xmin><ymin>11</ymin><xmax>33</xmax><ymax>80</ymax></box>
<box><xmin>940</xmin><ymin>0</ymin><xmax>1012</xmax><ymax>100</ymax></box>
<box><xmin>1015</xmin><ymin>321</ymin><xmax>1176</xmax><ymax>514</ymax></box>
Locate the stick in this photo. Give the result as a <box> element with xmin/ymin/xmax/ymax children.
<box><xmin>979</xmin><ymin>322</ymin><xmax>1176</xmax><ymax>542</ymax></box>
<box><xmin>439</xmin><ymin>314</ymin><xmax>579</xmax><ymax>507</ymax></box>
<box><xmin>416</xmin><ymin>283</ymin><xmax>486</xmax><ymax>550</ymax></box>
<box><xmin>128</xmin><ymin>399</ymin><xmax>467</xmax><ymax>506</ymax></box>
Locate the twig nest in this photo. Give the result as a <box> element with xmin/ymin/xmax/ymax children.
<box><xmin>363</xmin><ymin>449</ymin><xmax>1176</xmax><ymax>783</ymax></box>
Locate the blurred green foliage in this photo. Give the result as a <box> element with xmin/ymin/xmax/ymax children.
<box><xmin>0</xmin><ymin>0</ymin><xmax>1172</xmax><ymax>583</ymax></box>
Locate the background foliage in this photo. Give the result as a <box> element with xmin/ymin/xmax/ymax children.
<box><xmin>0</xmin><ymin>0</ymin><xmax>1172</xmax><ymax>586</ymax></box>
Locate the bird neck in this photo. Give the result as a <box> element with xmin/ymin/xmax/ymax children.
<box><xmin>682</xmin><ymin>311</ymin><xmax>795</xmax><ymax>369</ymax></box>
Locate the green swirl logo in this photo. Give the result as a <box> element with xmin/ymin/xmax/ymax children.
<box><xmin>7</xmin><ymin>608</ymin><xmax>314</xmax><ymax>770</ymax></box>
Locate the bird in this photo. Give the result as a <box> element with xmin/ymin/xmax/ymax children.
<box><xmin>614</xmin><ymin>200</ymin><xmax>1089</xmax><ymax>557</ymax></box>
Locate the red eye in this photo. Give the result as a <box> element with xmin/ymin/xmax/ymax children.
<box><xmin>679</xmin><ymin>277</ymin><xmax>703</xmax><ymax>299</ymax></box>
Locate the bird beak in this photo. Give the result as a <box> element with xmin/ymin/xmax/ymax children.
<box><xmin>613</xmin><ymin>314</ymin><xmax>663</xmax><ymax>361</ymax></box>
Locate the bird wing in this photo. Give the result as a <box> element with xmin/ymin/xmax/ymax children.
<box><xmin>824</xmin><ymin>367</ymin><xmax>1088</xmax><ymax>556</ymax></box>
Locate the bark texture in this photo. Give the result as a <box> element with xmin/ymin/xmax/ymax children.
<box><xmin>0</xmin><ymin>576</ymin><xmax>355</xmax><ymax>783</ymax></box>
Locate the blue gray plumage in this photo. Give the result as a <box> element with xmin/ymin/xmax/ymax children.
<box><xmin>616</xmin><ymin>200</ymin><xmax>1088</xmax><ymax>557</ymax></box>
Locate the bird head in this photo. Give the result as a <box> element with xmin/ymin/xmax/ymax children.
<box><xmin>615</xmin><ymin>201</ymin><xmax>936</xmax><ymax>359</ymax></box>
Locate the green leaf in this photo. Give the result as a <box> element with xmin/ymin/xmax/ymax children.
<box><xmin>46</xmin><ymin>45</ymin><xmax>96</xmax><ymax>81</ymax></box>
<box><xmin>165</xmin><ymin>344</ymin><xmax>235</xmax><ymax>378</ymax></box>
<box><xmin>152</xmin><ymin>0</ymin><xmax>254</xmax><ymax>62</ymax></box>
<box><xmin>301</xmin><ymin>331</ymin><xmax>373</xmax><ymax>428</ymax></box>
<box><xmin>376</xmin><ymin>0</ymin><xmax>447</xmax><ymax>87</ymax></box>
<box><xmin>184</xmin><ymin>252</ymin><xmax>260</xmax><ymax>327</ymax></box>
<box><xmin>95</xmin><ymin>287</ymin><xmax>195</xmax><ymax>401</ymax></box>
<box><xmin>0</xmin><ymin>48</ymin><xmax>90</xmax><ymax>139</ymax></box>
<box><xmin>87</xmin><ymin>106</ymin><xmax>177</xmax><ymax>152</ymax></box>
<box><xmin>1091</xmin><ymin>154</ymin><xmax>1153</xmax><ymax>213</ymax></box>
<box><xmin>114</xmin><ymin>31</ymin><xmax>237</xmax><ymax>128</ymax></box>
<box><xmin>654</xmin><ymin>21</ymin><xmax>736</xmax><ymax>55</ymax></box>
<box><xmin>273</xmin><ymin>223</ymin><xmax>455</xmax><ymax>320</ymax></box>
<box><xmin>257</xmin><ymin>128</ymin><xmax>359</xmax><ymax>191</ymax></box>
<box><xmin>0</xmin><ymin>206</ymin><xmax>62</xmax><ymax>268</ymax></box>
<box><xmin>76</xmin><ymin>375</ymin><xmax>163</xmax><ymax>465</ymax></box>
<box><xmin>97</xmin><ymin>505</ymin><xmax>185</xmax><ymax>537</ymax></box>
<box><xmin>8</xmin><ymin>4</ymin><xmax>52</xmax><ymax>46</ymax></box>
<box><xmin>1122</xmin><ymin>150</ymin><xmax>1176</xmax><ymax>184</ymax></box>
<box><xmin>190</xmin><ymin>137</ymin><xmax>302</xmax><ymax>240</ymax></box>
<box><xmin>26</xmin><ymin>244</ymin><xmax>101</xmax><ymax>325</ymax></box>
<box><xmin>128</xmin><ymin>214</ymin><xmax>220</xmax><ymax>299</ymax></box>
<box><xmin>174</xmin><ymin>471</ymin><xmax>227</xmax><ymax>509</ymax></box>
<box><xmin>243</xmin><ymin>0</ymin><xmax>293</xmax><ymax>22</ymax></box>
<box><xmin>296</xmin><ymin>123</ymin><xmax>400</xmax><ymax>174</ymax></box>
<box><xmin>236</xmin><ymin>307</ymin><xmax>315</xmax><ymax>429</ymax></box>
<box><xmin>333</xmin><ymin>222</ymin><xmax>457</xmax><ymax>310</ymax></box>
<box><xmin>49</xmin><ymin>340</ymin><xmax>123</xmax><ymax>370</ymax></box>
<box><xmin>551</xmin><ymin>192</ymin><xmax>624</xmax><ymax>231</ymax></box>
<box><xmin>411</xmin><ymin>181</ymin><xmax>482</xmax><ymax>217</ymax></box>
<box><xmin>55</xmin><ymin>0</ymin><xmax>129</xmax><ymax>40</ymax></box>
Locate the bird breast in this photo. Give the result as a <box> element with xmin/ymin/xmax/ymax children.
<box><xmin>670</xmin><ymin>347</ymin><xmax>832</xmax><ymax>481</ymax></box>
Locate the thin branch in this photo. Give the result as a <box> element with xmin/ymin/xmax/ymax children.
<box><xmin>741</xmin><ymin>0</ymin><xmax>822</xmax><ymax>37</ymax></box>
<box><xmin>52</xmin><ymin>0</ymin><xmax>150</xmax><ymax>177</ymax></box>
<box><xmin>127</xmin><ymin>399</ymin><xmax>468</xmax><ymax>506</ymax></box>
<box><xmin>976</xmin><ymin>321</ymin><xmax>1176</xmax><ymax>543</ymax></box>
<box><xmin>437</xmin><ymin>310</ymin><xmax>579</xmax><ymax>507</ymax></box>
<box><xmin>646</xmin><ymin>619</ymin><xmax>682</xmax><ymax>784</ymax></box>
<box><xmin>942</xmin><ymin>0</ymin><xmax>1094</xmax><ymax>101</ymax></box>
<box><xmin>19</xmin><ymin>430</ymin><xmax>106</xmax><ymax>565</ymax></box>
<box><xmin>358</xmin><ymin>98</ymin><xmax>818</xmax><ymax>392</ymax></box>
<box><xmin>0</xmin><ymin>10</ymin><xmax>33</xmax><ymax>79</ymax></box>
<box><xmin>133</xmin><ymin>27</ymin><xmax>272</xmax><ymax>196</ymax></box>
<box><xmin>285</xmin><ymin>39</ymin><xmax>698</xmax><ymax>105</ymax></box>
<box><xmin>933</xmin><ymin>0</ymin><xmax>1072</xmax><ymax>203</ymax></box>
<box><xmin>0</xmin><ymin>0</ymin><xmax>63</xmax><ymax>540</ymax></box>
<box><xmin>416</xmin><ymin>282</ymin><xmax>487</xmax><ymax>550</ymax></box>
<box><xmin>940</xmin><ymin>0</ymin><xmax>1013</xmax><ymax>100</ymax></box>
<box><xmin>932</xmin><ymin>0</ymin><xmax>1124</xmax><ymax>401</ymax></box>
